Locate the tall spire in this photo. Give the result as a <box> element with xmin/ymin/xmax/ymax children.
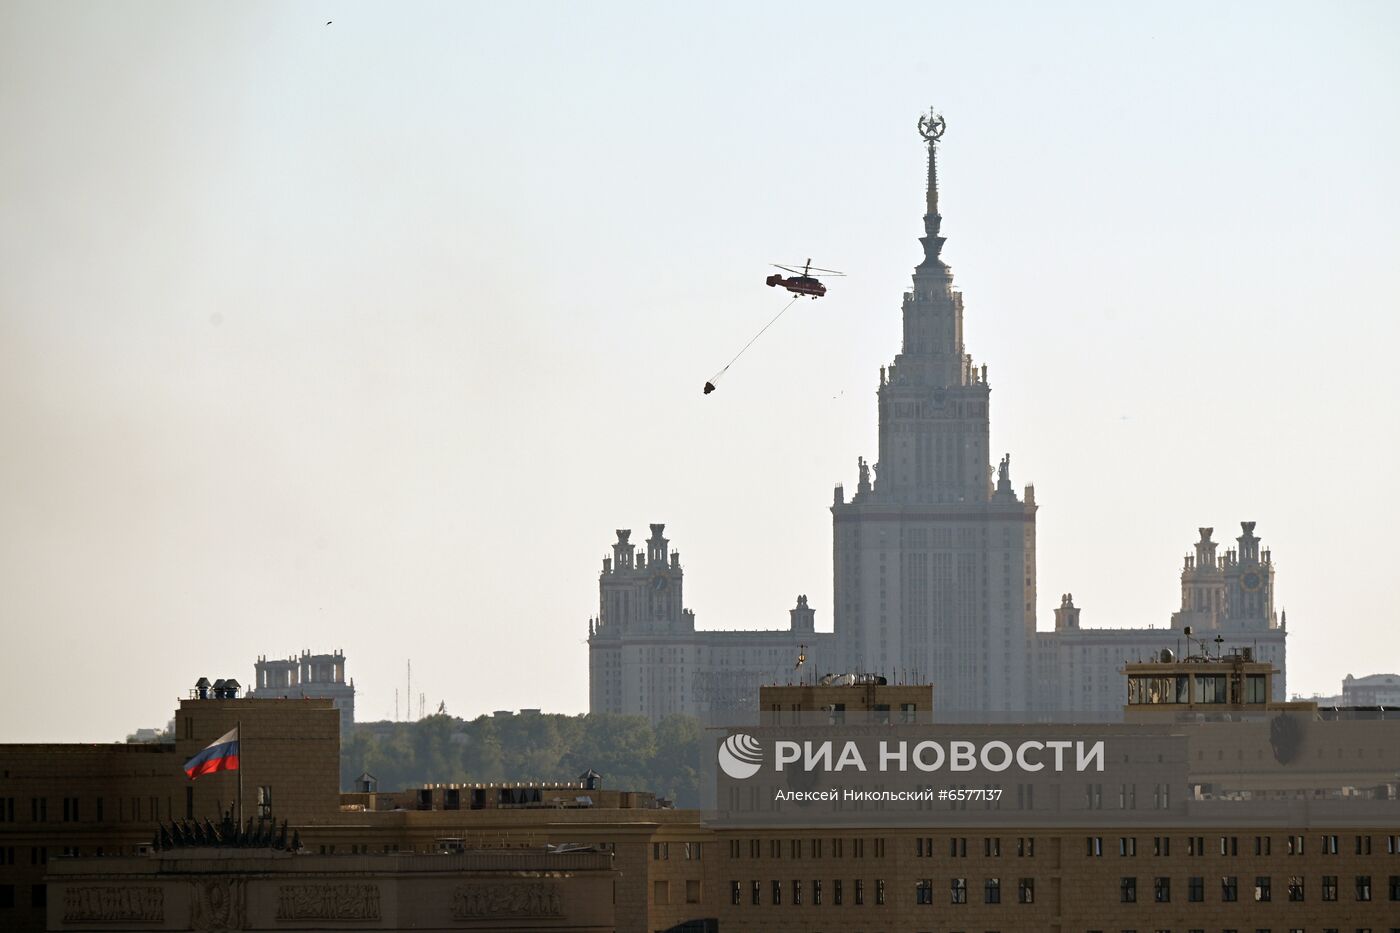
<box><xmin>915</xmin><ymin>108</ymin><xmax>949</xmax><ymax>278</ymax></box>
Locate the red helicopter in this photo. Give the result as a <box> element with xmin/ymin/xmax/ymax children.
<box><xmin>765</xmin><ymin>258</ymin><xmax>844</xmax><ymax>298</ymax></box>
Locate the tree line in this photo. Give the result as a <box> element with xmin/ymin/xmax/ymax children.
<box><xmin>340</xmin><ymin>712</ymin><xmax>703</xmax><ymax>808</ymax></box>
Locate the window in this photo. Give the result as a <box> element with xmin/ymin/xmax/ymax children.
<box><xmin>0</xmin><ymin>885</ymin><xmax>12</xmax><ymax>909</ymax></box>
<box><xmin>1288</xmin><ymin>876</ymin><xmax>1305</xmax><ymax>901</ymax></box>
<box><xmin>1154</xmin><ymin>877</ymin><xmax>1170</xmax><ymax>903</ymax></box>
<box><xmin>685</xmin><ymin>842</ymin><xmax>701</xmax><ymax>861</ymax></box>
<box><xmin>729</xmin><ymin>839</ymin><xmax>739</xmax><ymax>859</ymax></box>
<box><xmin>771</xmin><ymin>880</ymin><xmax>781</xmax><ymax>905</ymax></box>
<box><xmin>1357</xmin><ymin>835</ymin><xmax>1373</xmax><ymax>855</ymax></box>
<box><xmin>875</xmin><ymin>878</ymin><xmax>885</xmax><ymax>905</ymax></box>
<box><xmin>1087</xmin><ymin>836</ymin><xmax>1103</xmax><ymax>856</ymax></box>
<box><xmin>951</xmin><ymin>836</ymin><xmax>967</xmax><ymax>857</ymax></box>
<box><xmin>1153</xmin><ymin>836</ymin><xmax>1170</xmax><ymax>856</ymax></box>
<box><xmin>854</xmin><ymin>879</ymin><xmax>864</xmax><ymax>905</ymax></box>
<box><xmin>1389</xmin><ymin>875</ymin><xmax>1400</xmax><ymax>901</ymax></box>
<box><xmin>653</xmin><ymin>880</ymin><xmax>669</xmax><ymax>905</ymax></box>
<box><xmin>916</xmin><ymin>879</ymin><xmax>933</xmax><ymax>905</ymax></box>
<box><xmin>1287</xmin><ymin>835</ymin><xmax>1304</xmax><ymax>855</ymax></box>
<box><xmin>813</xmin><ymin>879</ymin><xmax>822</xmax><ymax>905</ymax></box>
<box><xmin>31</xmin><ymin>798</ymin><xmax>46</xmax><ymax>822</ymax></box>
<box><xmin>1222</xmin><ymin>876</ymin><xmax>1239</xmax><ymax>902</ymax></box>
<box><xmin>0</xmin><ymin>798</ymin><xmax>14</xmax><ymax>822</ymax></box>
<box><xmin>951</xmin><ymin>877</ymin><xmax>967</xmax><ymax>904</ymax></box>
<box><xmin>1356</xmin><ymin>875</ymin><xmax>1372</xmax><ymax>901</ymax></box>
<box><xmin>1188</xmin><ymin>876</ymin><xmax>1203</xmax><ymax>902</ymax></box>
<box><xmin>792</xmin><ymin>879</ymin><xmax>802</xmax><ymax>905</ymax></box>
<box><xmin>1255</xmin><ymin>876</ymin><xmax>1271</xmax><ymax>902</ymax></box>
<box><xmin>685</xmin><ymin>880</ymin><xmax>700</xmax><ymax>904</ymax></box>
<box><xmin>985</xmin><ymin>837</ymin><xmax>1001</xmax><ymax>857</ymax></box>
<box><xmin>1119</xmin><ymin>837</ymin><xmax>1137</xmax><ymax>857</ymax></box>
<box><xmin>1121</xmin><ymin>877</ymin><xmax>1137</xmax><ymax>903</ymax></box>
<box><xmin>730</xmin><ymin>881</ymin><xmax>740</xmax><ymax>905</ymax></box>
<box><xmin>1255</xmin><ymin>836</ymin><xmax>1271</xmax><ymax>856</ymax></box>
<box><xmin>985</xmin><ymin>877</ymin><xmax>1001</xmax><ymax>904</ymax></box>
<box><xmin>1323</xmin><ymin>834</ymin><xmax>1339</xmax><ymax>854</ymax></box>
<box><xmin>1018</xmin><ymin>877</ymin><xmax>1035</xmax><ymax>904</ymax></box>
<box><xmin>256</xmin><ymin>786</ymin><xmax>272</xmax><ymax>820</ymax></box>
<box><xmin>1323</xmin><ymin>875</ymin><xmax>1338</xmax><ymax>901</ymax></box>
<box><xmin>749</xmin><ymin>839</ymin><xmax>759</xmax><ymax>858</ymax></box>
<box><xmin>917</xmin><ymin>836</ymin><xmax>932</xmax><ymax>857</ymax></box>
<box><xmin>1220</xmin><ymin>835</ymin><xmax>1238</xmax><ymax>856</ymax></box>
<box><xmin>1188</xmin><ymin>835</ymin><xmax>1204</xmax><ymax>856</ymax></box>
<box><xmin>790</xmin><ymin>838</ymin><xmax>801</xmax><ymax>859</ymax></box>
<box><xmin>654</xmin><ymin>842</ymin><xmax>668</xmax><ymax>860</ymax></box>
<box><xmin>1017</xmin><ymin>836</ymin><xmax>1035</xmax><ymax>857</ymax></box>
<box><xmin>833</xmin><ymin>879</ymin><xmax>843</xmax><ymax>906</ymax></box>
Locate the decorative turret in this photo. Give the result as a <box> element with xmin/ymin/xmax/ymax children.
<box><xmin>789</xmin><ymin>594</ymin><xmax>816</xmax><ymax>633</ymax></box>
<box><xmin>1053</xmin><ymin>593</ymin><xmax>1081</xmax><ymax>630</ymax></box>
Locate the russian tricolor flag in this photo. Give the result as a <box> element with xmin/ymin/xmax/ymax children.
<box><xmin>183</xmin><ymin>727</ymin><xmax>239</xmax><ymax>779</ymax></box>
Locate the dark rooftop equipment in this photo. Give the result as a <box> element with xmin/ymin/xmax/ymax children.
<box><xmin>195</xmin><ymin>677</ymin><xmax>211</xmax><ymax>700</ymax></box>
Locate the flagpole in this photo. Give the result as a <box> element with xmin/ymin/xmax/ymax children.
<box><xmin>237</xmin><ymin>719</ymin><xmax>243</xmax><ymax>825</ymax></box>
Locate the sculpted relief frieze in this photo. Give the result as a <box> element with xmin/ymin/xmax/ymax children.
<box><xmin>62</xmin><ymin>886</ymin><xmax>164</xmax><ymax>923</ymax></box>
<box><xmin>451</xmin><ymin>882</ymin><xmax>562</xmax><ymax>919</ymax></box>
<box><xmin>275</xmin><ymin>883</ymin><xmax>381</xmax><ymax>921</ymax></box>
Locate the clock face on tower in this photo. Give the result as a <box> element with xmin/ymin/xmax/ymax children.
<box><xmin>650</xmin><ymin>574</ymin><xmax>669</xmax><ymax>593</ymax></box>
<box><xmin>1241</xmin><ymin>571</ymin><xmax>1262</xmax><ymax>592</ymax></box>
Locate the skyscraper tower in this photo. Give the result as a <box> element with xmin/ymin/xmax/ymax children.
<box><xmin>832</xmin><ymin>110</ymin><xmax>1038</xmax><ymax>714</ymax></box>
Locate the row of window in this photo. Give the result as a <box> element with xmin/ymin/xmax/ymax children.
<box><xmin>720</xmin><ymin>875</ymin><xmax>1400</xmax><ymax>908</ymax></box>
<box><xmin>1088</xmin><ymin>835</ymin><xmax>1397</xmax><ymax>857</ymax></box>
<box><xmin>653</xmin><ymin>842</ymin><xmax>703</xmax><ymax>860</ymax></box>
<box><xmin>1117</xmin><ymin>875</ymin><xmax>1398</xmax><ymax>904</ymax></box>
<box><xmin>727</xmin><ymin>838</ymin><xmax>893</xmax><ymax>859</ymax></box>
<box><xmin>729</xmin><ymin>878</ymin><xmax>887</xmax><ymax>906</ymax></box>
<box><xmin>715</xmin><ymin>833</ymin><xmax>1400</xmax><ymax>861</ymax></box>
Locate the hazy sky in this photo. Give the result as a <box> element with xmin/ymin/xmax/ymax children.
<box><xmin>2</xmin><ymin>2</ymin><xmax>1397</xmax><ymax>742</ymax></box>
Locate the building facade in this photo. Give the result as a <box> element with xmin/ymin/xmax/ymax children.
<box><xmin>6</xmin><ymin>670</ymin><xmax>1400</xmax><ymax>933</ymax></box>
<box><xmin>832</xmin><ymin>113</ymin><xmax>1036</xmax><ymax>716</ymax></box>
<box><xmin>588</xmin><ymin>112</ymin><xmax>1289</xmax><ymax>722</ymax></box>
<box><xmin>588</xmin><ymin>525</ymin><xmax>834</xmax><ymax>721</ymax></box>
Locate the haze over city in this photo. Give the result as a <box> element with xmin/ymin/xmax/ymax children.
<box><xmin>2</xmin><ymin>1</ymin><xmax>1397</xmax><ymax>742</ymax></box>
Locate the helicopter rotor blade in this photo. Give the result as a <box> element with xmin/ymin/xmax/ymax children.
<box><xmin>804</xmin><ymin>266</ymin><xmax>845</xmax><ymax>275</ymax></box>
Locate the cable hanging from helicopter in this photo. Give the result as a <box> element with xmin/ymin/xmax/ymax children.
<box><xmin>703</xmin><ymin>259</ymin><xmax>844</xmax><ymax>395</ymax></box>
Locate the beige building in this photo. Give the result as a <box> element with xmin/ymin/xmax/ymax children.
<box><xmin>5</xmin><ymin>666</ymin><xmax>1400</xmax><ymax>933</ymax></box>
